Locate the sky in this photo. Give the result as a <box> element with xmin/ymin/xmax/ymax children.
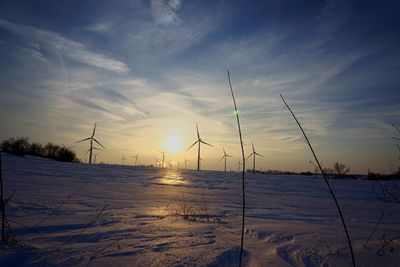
<box><xmin>0</xmin><ymin>0</ymin><xmax>399</xmax><ymax>174</ymax></box>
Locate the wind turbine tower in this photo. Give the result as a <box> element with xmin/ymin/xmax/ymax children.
<box><xmin>76</xmin><ymin>122</ymin><xmax>105</xmax><ymax>164</ymax></box>
<box><xmin>247</xmin><ymin>141</ymin><xmax>264</xmax><ymax>173</ymax></box>
<box><xmin>187</xmin><ymin>124</ymin><xmax>213</xmax><ymax>171</ymax></box>
<box><xmin>236</xmin><ymin>159</ymin><xmax>242</xmax><ymax>172</ymax></box>
<box><xmin>159</xmin><ymin>151</ymin><xmax>165</xmax><ymax>168</ymax></box>
<box><xmin>184</xmin><ymin>157</ymin><xmax>189</xmax><ymax>169</ymax></box>
<box><xmin>133</xmin><ymin>153</ymin><xmax>139</xmax><ymax>166</ymax></box>
<box><xmin>220</xmin><ymin>148</ymin><xmax>232</xmax><ymax>173</ymax></box>
<box><xmin>121</xmin><ymin>154</ymin><xmax>127</xmax><ymax>165</ymax></box>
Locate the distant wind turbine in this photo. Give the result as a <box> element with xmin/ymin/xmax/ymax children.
<box><xmin>155</xmin><ymin>158</ymin><xmax>160</xmax><ymax>167</ymax></box>
<box><xmin>236</xmin><ymin>159</ymin><xmax>242</xmax><ymax>172</ymax></box>
<box><xmin>220</xmin><ymin>148</ymin><xmax>232</xmax><ymax>173</ymax></box>
<box><xmin>121</xmin><ymin>154</ymin><xmax>127</xmax><ymax>165</ymax></box>
<box><xmin>76</xmin><ymin>122</ymin><xmax>105</xmax><ymax>164</ymax></box>
<box><xmin>132</xmin><ymin>153</ymin><xmax>139</xmax><ymax>166</ymax></box>
<box><xmin>159</xmin><ymin>151</ymin><xmax>165</xmax><ymax>168</ymax></box>
<box><xmin>184</xmin><ymin>157</ymin><xmax>189</xmax><ymax>169</ymax></box>
<box><xmin>187</xmin><ymin>124</ymin><xmax>213</xmax><ymax>171</ymax></box>
<box><xmin>246</xmin><ymin>141</ymin><xmax>263</xmax><ymax>173</ymax></box>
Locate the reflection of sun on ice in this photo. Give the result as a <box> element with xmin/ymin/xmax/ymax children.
<box><xmin>161</xmin><ymin>169</ymin><xmax>186</xmax><ymax>185</ymax></box>
<box><xmin>165</xmin><ymin>136</ymin><xmax>182</xmax><ymax>153</ymax></box>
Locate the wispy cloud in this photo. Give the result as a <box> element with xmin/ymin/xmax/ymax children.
<box><xmin>0</xmin><ymin>19</ymin><xmax>129</xmax><ymax>73</ymax></box>
<box><xmin>150</xmin><ymin>0</ymin><xmax>183</xmax><ymax>25</ymax></box>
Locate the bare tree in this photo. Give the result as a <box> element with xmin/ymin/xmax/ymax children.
<box><xmin>334</xmin><ymin>162</ymin><xmax>350</xmax><ymax>177</ymax></box>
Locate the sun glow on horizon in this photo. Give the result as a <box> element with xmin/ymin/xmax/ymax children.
<box><xmin>165</xmin><ymin>136</ymin><xmax>183</xmax><ymax>153</ymax></box>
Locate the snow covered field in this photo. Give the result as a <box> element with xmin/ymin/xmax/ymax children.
<box><xmin>0</xmin><ymin>153</ymin><xmax>399</xmax><ymax>266</ymax></box>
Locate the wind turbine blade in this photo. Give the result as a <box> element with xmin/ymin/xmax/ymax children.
<box><xmin>186</xmin><ymin>140</ymin><xmax>199</xmax><ymax>151</ymax></box>
<box><xmin>255</xmin><ymin>152</ymin><xmax>264</xmax><ymax>157</ymax></box>
<box><xmin>200</xmin><ymin>140</ymin><xmax>214</xmax><ymax>147</ymax></box>
<box><xmin>393</xmin><ymin>123</ymin><xmax>400</xmax><ymax>134</ymax></box>
<box><xmin>196</xmin><ymin>124</ymin><xmax>200</xmax><ymax>140</ymax></box>
<box><xmin>93</xmin><ymin>138</ymin><xmax>105</xmax><ymax>148</ymax></box>
<box><xmin>220</xmin><ymin>155</ymin><xmax>225</xmax><ymax>161</ymax></box>
<box><xmin>246</xmin><ymin>153</ymin><xmax>253</xmax><ymax>160</ymax></box>
<box><xmin>85</xmin><ymin>148</ymin><xmax>91</xmax><ymax>155</ymax></box>
<box><xmin>392</xmin><ymin>136</ymin><xmax>400</xmax><ymax>141</ymax></box>
<box><xmin>92</xmin><ymin>122</ymin><xmax>97</xmax><ymax>137</ymax></box>
<box><xmin>223</xmin><ymin>148</ymin><xmax>226</xmax><ymax>155</ymax></box>
<box><xmin>252</xmin><ymin>141</ymin><xmax>255</xmax><ymax>152</ymax></box>
<box><xmin>226</xmin><ymin>154</ymin><xmax>233</xmax><ymax>158</ymax></box>
<box><xmin>76</xmin><ymin>137</ymin><xmax>90</xmax><ymax>143</ymax></box>
<box><xmin>92</xmin><ymin>147</ymin><xmax>102</xmax><ymax>150</ymax></box>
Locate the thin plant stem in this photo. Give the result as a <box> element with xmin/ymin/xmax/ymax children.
<box><xmin>376</xmin><ymin>234</ymin><xmax>400</xmax><ymax>256</ymax></box>
<box><xmin>363</xmin><ymin>211</ymin><xmax>384</xmax><ymax>249</ymax></box>
<box><xmin>280</xmin><ymin>94</ymin><xmax>356</xmax><ymax>267</ymax></box>
<box><xmin>227</xmin><ymin>70</ymin><xmax>246</xmax><ymax>267</ymax></box>
<box><xmin>54</xmin><ymin>205</ymin><xmax>107</xmax><ymax>252</ymax></box>
<box><xmin>0</xmin><ymin>152</ymin><xmax>4</xmax><ymax>241</ymax></box>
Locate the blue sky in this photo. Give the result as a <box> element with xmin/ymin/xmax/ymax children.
<box><xmin>0</xmin><ymin>0</ymin><xmax>399</xmax><ymax>173</ymax></box>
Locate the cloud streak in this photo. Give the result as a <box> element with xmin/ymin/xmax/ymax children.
<box><xmin>150</xmin><ymin>0</ymin><xmax>183</xmax><ymax>25</ymax></box>
<box><xmin>0</xmin><ymin>20</ymin><xmax>129</xmax><ymax>73</ymax></box>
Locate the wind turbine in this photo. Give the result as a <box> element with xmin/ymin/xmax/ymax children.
<box><xmin>159</xmin><ymin>151</ymin><xmax>165</xmax><ymax>168</ymax></box>
<box><xmin>220</xmin><ymin>148</ymin><xmax>232</xmax><ymax>173</ymax></box>
<box><xmin>76</xmin><ymin>122</ymin><xmax>105</xmax><ymax>164</ymax></box>
<box><xmin>236</xmin><ymin>159</ymin><xmax>242</xmax><ymax>172</ymax></box>
<box><xmin>121</xmin><ymin>154</ymin><xmax>127</xmax><ymax>165</ymax></box>
<box><xmin>187</xmin><ymin>124</ymin><xmax>213</xmax><ymax>171</ymax></box>
<box><xmin>155</xmin><ymin>158</ymin><xmax>160</xmax><ymax>167</ymax></box>
<box><xmin>246</xmin><ymin>141</ymin><xmax>263</xmax><ymax>173</ymax></box>
<box><xmin>132</xmin><ymin>153</ymin><xmax>139</xmax><ymax>166</ymax></box>
<box><xmin>184</xmin><ymin>157</ymin><xmax>189</xmax><ymax>169</ymax></box>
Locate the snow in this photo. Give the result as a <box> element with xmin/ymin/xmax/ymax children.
<box><xmin>0</xmin><ymin>153</ymin><xmax>399</xmax><ymax>266</ymax></box>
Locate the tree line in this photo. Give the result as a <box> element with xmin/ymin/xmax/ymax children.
<box><xmin>0</xmin><ymin>137</ymin><xmax>79</xmax><ymax>163</ymax></box>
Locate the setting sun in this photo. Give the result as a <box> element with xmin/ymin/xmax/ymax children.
<box><xmin>165</xmin><ymin>136</ymin><xmax>183</xmax><ymax>153</ymax></box>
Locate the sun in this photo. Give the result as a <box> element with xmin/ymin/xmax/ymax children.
<box><xmin>165</xmin><ymin>136</ymin><xmax>183</xmax><ymax>153</ymax></box>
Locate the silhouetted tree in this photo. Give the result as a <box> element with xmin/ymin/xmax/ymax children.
<box><xmin>334</xmin><ymin>162</ymin><xmax>350</xmax><ymax>177</ymax></box>
<box><xmin>0</xmin><ymin>137</ymin><xmax>79</xmax><ymax>163</ymax></box>
<box><xmin>0</xmin><ymin>137</ymin><xmax>29</xmax><ymax>156</ymax></box>
<box><xmin>44</xmin><ymin>143</ymin><xmax>60</xmax><ymax>159</ymax></box>
<box><xmin>28</xmin><ymin>142</ymin><xmax>45</xmax><ymax>157</ymax></box>
<box><xmin>55</xmin><ymin>147</ymin><xmax>78</xmax><ymax>162</ymax></box>
<box><xmin>323</xmin><ymin>168</ymin><xmax>334</xmax><ymax>177</ymax></box>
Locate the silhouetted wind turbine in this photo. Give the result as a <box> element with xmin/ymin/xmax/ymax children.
<box><xmin>220</xmin><ymin>148</ymin><xmax>232</xmax><ymax>173</ymax></box>
<box><xmin>84</xmin><ymin>145</ymin><xmax>102</xmax><ymax>155</ymax></box>
<box><xmin>236</xmin><ymin>159</ymin><xmax>242</xmax><ymax>172</ymax></box>
<box><xmin>121</xmin><ymin>154</ymin><xmax>127</xmax><ymax>165</ymax></box>
<box><xmin>187</xmin><ymin>124</ymin><xmax>213</xmax><ymax>171</ymax></box>
<box><xmin>76</xmin><ymin>122</ymin><xmax>105</xmax><ymax>164</ymax></box>
<box><xmin>184</xmin><ymin>157</ymin><xmax>189</xmax><ymax>169</ymax></box>
<box><xmin>247</xmin><ymin>141</ymin><xmax>263</xmax><ymax>173</ymax></box>
<box><xmin>132</xmin><ymin>153</ymin><xmax>139</xmax><ymax>166</ymax></box>
<box><xmin>93</xmin><ymin>153</ymin><xmax>98</xmax><ymax>164</ymax></box>
<box><xmin>159</xmin><ymin>151</ymin><xmax>165</xmax><ymax>168</ymax></box>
